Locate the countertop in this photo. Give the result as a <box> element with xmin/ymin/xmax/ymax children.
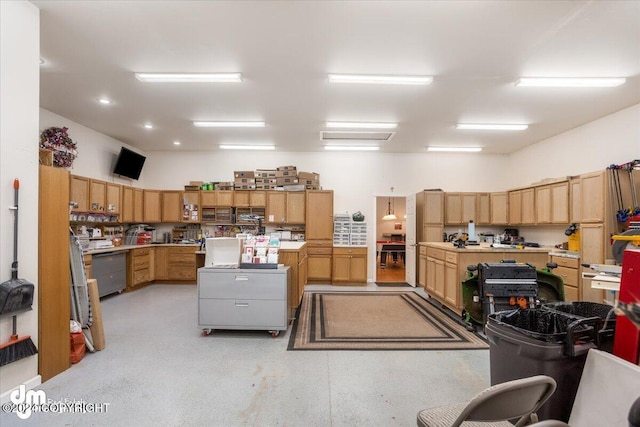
<box><xmin>84</xmin><ymin>243</ymin><xmax>200</xmax><ymax>255</ymax></box>
<box><xmin>419</xmin><ymin>241</ymin><xmax>552</xmax><ymax>253</ymax></box>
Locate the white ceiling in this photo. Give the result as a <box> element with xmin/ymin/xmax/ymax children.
<box><xmin>34</xmin><ymin>1</ymin><xmax>640</xmax><ymax>154</ymax></box>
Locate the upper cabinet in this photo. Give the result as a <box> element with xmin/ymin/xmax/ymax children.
<box><xmin>121</xmin><ymin>186</ymin><xmax>134</xmax><ymax>223</ymax></box>
<box><xmin>133</xmin><ymin>188</ymin><xmax>144</xmax><ymax>222</ymax></box>
<box><xmin>200</xmin><ymin>190</ymin><xmax>234</xmax><ymax>207</ymax></box>
<box><xmin>490</xmin><ymin>192</ymin><xmax>508</xmax><ymax>225</ymax></box>
<box><xmin>416</xmin><ymin>190</ymin><xmax>444</xmax><ymax>243</ymax></box>
<box><xmin>477</xmin><ymin>193</ymin><xmax>491</xmax><ymax>225</ymax></box>
<box><xmin>161</xmin><ymin>191</ymin><xmax>182</xmax><ymax>222</ymax></box>
<box><xmin>508</xmin><ymin>190</ymin><xmax>522</xmax><ymax>225</ymax></box>
<box><xmin>89</xmin><ymin>179</ymin><xmax>106</xmax><ymax>213</ymax></box>
<box><xmin>579</xmin><ymin>171</ymin><xmax>606</xmax><ymax>223</ymax></box>
<box><xmin>70</xmin><ymin>175</ymin><xmax>90</xmax><ymax>212</ymax></box>
<box><xmin>306</xmin><ymin>190</ymin><xmax>334</xmax><ymax>240</ymax></box>
<box><xmin>143</xmin><ymin>190</ymin><xmax>162</xmax><ymax>223</ymax></box>
<box><xmin>444</xmin><ymin>192</ymin><xmax>477</xmax><ymax>225</ymax></box>
<box><xmin>266</xmin><ymin>191</ymin><xmax>306</xmax><ymax>224</ymax></box>
<box><xmin>535</xmin><ymin>181</ymin><xmax>569</xmax><ymax>225</ymax></box>
<box><xmin>182</xmin><ymin>190</ymin><xmax>200</xmax><ymax>223</ymax></box>
<box><xmin>106</xmin><ymin>182</ymin><xmax>121</xmax><ymax>215</ymax></box>
<box><xmin>509</xmin><ymin>188</ymin><xmax>535</xmax><ymax>225</ymax></box>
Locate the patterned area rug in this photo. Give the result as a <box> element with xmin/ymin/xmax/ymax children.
<box><xmin>288</xmin><ymin>292</ymin><xmax>488</xmax><ymax>351</ymax></box>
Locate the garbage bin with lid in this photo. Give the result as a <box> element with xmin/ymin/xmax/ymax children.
<box><xmin>485</xmin><ymin>309</ymin><xmax>602</xmax><ymax>422</ymax></box>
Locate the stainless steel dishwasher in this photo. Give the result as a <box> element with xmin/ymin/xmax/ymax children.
<box><xmin>91</xmin><ymin>251</ymin><xmax>127</xmax><ymax>297</ymax></box>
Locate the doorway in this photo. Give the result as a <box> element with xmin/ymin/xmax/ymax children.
<box><xmin>375</xmin><ymin>195</ymin><xmax>407</xmax><ymax>283</ymax></box>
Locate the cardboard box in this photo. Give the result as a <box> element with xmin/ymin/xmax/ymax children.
<box><xmin>305</xmin><ymin>185</ymin><xmax>321</xmax><ymax>190</ymax></box>
<box><xmin>234</xmin><ymin>171</ymin><xmax>255</xmax><ymax>179</ymax></box>
<box><xmin>184</xmin><ymin>185</ymin><xmax>201</xmax><ymax>191</ymax></box>
<box><xmin>234</xmin><ymin>184</ymin><xmax>257</xmax><ymax>190</ymax></box>
<box><xmin>256</xmin><ymin>184</ymin><xmax>277</xmax><ymax>190</ymax></box>
<box><xmin>275</xmin><ymin>170</ymin><xmax>297</xmax><ymax>178</ymax></box>
<box><xmin>215</xmin><ymin>182</ymin><xmax>233</xmax><ymax>190</ymax></box>
<box><xmin>189</xmin><ymin>181</ymin><xmax>204</xmax><ymax>186</ymax></box>
<box><xmin>255</xmin><ymin>178</ymin><xmax>277</xmax><ymax>184</ymax></box>
<box><xmin>283</xmin><ymin>184</ymin><xmax>305</xmax><ymax>191</ymax></box>
<box><xmin>276</xmin><ymin>177</ymin><xmax>299</xmax><ymax>186</ymax></box>
<box><xmin>299</xmin><ymin>179</ymin><xmax>319</xmax><ymax>186</ymax></box>
<box><xmin>234</xmin><ymin>177</ymin><xmax>256</xmax><ymax>184</ymax></box>
<box><xmin>254</xmin><ymin>169</ymin><xmax>277</xmax><ymax>178</ymax></box>
<box><xmin>277</xmin><ymin>165</ymin><xmax>297</xmax><ymax>172</ymax></box>
<box><xmin>297</xmin><ymin>172</ymin><xmax>319</xmax><ymax>181</ymax></box>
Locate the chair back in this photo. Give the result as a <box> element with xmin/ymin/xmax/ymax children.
<box><xmin>453</xmin><ymin>375</ymin><xmax>557</xmax><ymax>427</ymax></box>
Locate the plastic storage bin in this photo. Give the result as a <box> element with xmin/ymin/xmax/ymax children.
<box><xmin>486</xmin><ymin>309</ymin><xmax>601</xmax><ymax>422</ymax></box>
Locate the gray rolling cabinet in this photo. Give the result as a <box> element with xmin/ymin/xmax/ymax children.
<box><xmin>91</xmin><ymin>251</ymin><xmax>127</xmax><ymax>297</ymax></box>
<box><xmin>197</xmin><ymin>266</ymin><xmax>290</xmax><ymax>337</ymax></box>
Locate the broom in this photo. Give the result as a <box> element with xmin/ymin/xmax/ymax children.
<box><xmin>0</xmin><ymin>179</ymin><xmax>37</xmax><ymax>365</ymax></box>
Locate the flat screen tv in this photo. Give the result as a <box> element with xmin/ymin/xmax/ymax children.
<box><xmin>113</xmin><ymin>147</ymin><xmax>146</xmax><ymax>180</ymax></box>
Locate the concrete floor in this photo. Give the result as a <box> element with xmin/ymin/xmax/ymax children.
<box><xmin>1</xmin><ymin>283</ymin><xmax>489</xmax><ymax>427</ymax></box>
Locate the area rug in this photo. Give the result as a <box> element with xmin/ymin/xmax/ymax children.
<box><xmin>375</xmin><ymin>282</ymin><xmax>411</xmax><ymax>287</ymax></box>
<box><xmin>288</xmin><ymin>292</ymin><xmax>488</xmax><ymax>351</ymax></box>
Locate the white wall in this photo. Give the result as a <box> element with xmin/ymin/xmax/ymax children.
<box><xmin>0</xmin><ymin>0</ymin><xmax>41</xmax><ymax>396</ymax></box>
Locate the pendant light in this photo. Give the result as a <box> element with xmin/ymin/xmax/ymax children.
<box><xmin>382</xmin><ymin>187</ymin><xmax>397</xmax><ymax>220</ymax></box>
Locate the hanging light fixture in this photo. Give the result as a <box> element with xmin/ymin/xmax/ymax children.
<box><xmin>382</xmin><ymin>188</ymin><xmax>397</xmax><ymax>220</ymax></box>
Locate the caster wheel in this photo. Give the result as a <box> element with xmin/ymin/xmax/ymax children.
<box><xmin>202</xmin><ymin>329</ymin><xmax>213</xmax><ymax>336</ymax></box>
<box><xmin>270</xmin><ymin>331</ymin><xmax>280</xmax><ymax>337</ymax></box>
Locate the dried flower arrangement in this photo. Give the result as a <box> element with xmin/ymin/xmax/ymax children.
<box><xmin>39</xmin><ymin>126</ymin><xmax>78</xmax><ymax>168</ymax></box>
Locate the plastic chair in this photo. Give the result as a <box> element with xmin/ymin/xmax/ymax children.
<box><xmin>416</xmin><ymin>375</ymin><xmax>557</xmax><ymax>427</ymax></box>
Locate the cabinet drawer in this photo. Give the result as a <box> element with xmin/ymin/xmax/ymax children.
<box><xmin>169</xmin><ymin>266</ymin><xmax>195</xmax><ymax>280</ymax></box>
<box><xmin>198</xmin><ymin>271</ymin><xmax>286</xmax><ymax>300</ymax></box>
<box><xmin>307</xmin><ymin>240</ymin><xmax>333</xmax><ymax>248</ymax></box>
<box><xmin>133</xmin><ymin>254</ymin><xmax>150</xmax><ymax>270</ymax></box>
<box><xmin>133</xmin><ymin>269</ymin><xmax>150</xmax><ymax>284</ymax></box>
<box><xmin>169</xmin><ymin>246</ymin><xmax>197</xmax><ymax>255</ymax></box>
<box><xmin>554</xmin><ymin>266</ymin><xmax>579</xmax><ymax>288</ymax></box>
<box><xmin>132</xmin><ymin>248</ymin><xmax>150</xmax><ymax>256</ymax></box>
<box><xmin>333</xmin><ymin>247</ymin><xmax>367</xmax><ymax>256</ymax></box>
<box><xmin>564</xmin><ymin>285</ymin><xmax>579</xmax><ymax>302</ymax></box>
<box><xmin>550</xmin><ymin>256</ymin><xmax>579</xmax><ymax>269</ymax></box>
<box><xmin>445</xmin><ymin>252</ymin><xmax>458</xmax><ymax>264</ymax></box>
<box><xmin>169</xmin><ymin>253</ymin><xmax>195</xmax><ymax>264</ymax></box>
<box><xmin>426</xmin><ymin>247</ymin><xmax>445</xmax><ymax>260</ymax></box>
<box><xmin>199</xmin><ymin>299</ymin><xmax>286</xmax><ymax>328</ymax></box>
<box><xmin>308</xmin><ymin>247</ymin><xmax>333</xmax><ymax>255</ymax></box>
<box><xmin>92</xmin><ymin>253</ymin><xmax>126</xmax><ymax>277</ymax></box>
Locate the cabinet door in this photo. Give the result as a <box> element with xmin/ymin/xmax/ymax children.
<box><xmin>133</xmin><ymin>188</ymin><xmax>144</xmax><ymax>222</ymax></box>
<box><xmin>70</xmin><ymin>175</ymin><xmax>90</xmax><ymax>212</ymax></box>
<box><xmin>521</xmin><ymin>188</ymin><xmax>535</xmax><ymax>224</ymax></box>
<box><xmin>306</xmin><ymin>190</ymin><xmax>334</xmax><ymax>240</ymax></box>
<box><xmin>182</xmin><ymin>191</ymin><xmax>200</xmax><ymax>223</ymax></box>
<box><xmin>425</xmin><ymin>257</ymin><xmax>436</xmax><ymax>293</ymax></box>
<box><xmin>580</xmin><ymin>223</ymin><xmax>605</xmax><ymax>303</ymax></box>
<box><xmin>161</xmin><ymin>191</ymin><xmax>182</xmax><ymax>222</ymax></box>
<box><xmin>266</xmin><ymin>191</ymin><xmax>287</xmax><ymax>223</ymax></box>
<box><xmin>106</xmin><ymin>182</ymin><xmax>121</xmax><ymax>215</ymax></box>
<box><xmin>121</xmin><ymin>186</ymin><xmax>134</xmax><ymax>223</ymax></box>
<box><xmin>423</xmin><ymin>225</ymin><xmax>444</xmax><ymax>243</ymax></box>
<box><xmin>570</xmin><ymin>179</ymin><xmax>582</xmax><ymax>223</ymax></box>
<box><xmin>350</xmin><ymin>254</ymin><xmax>368</xmax><ymax>283</ymax></box>
<box><xmin>444</xmin><ymin>262</ymin><xmax>458</xmax><ymax>306</ymax></box>
<box><xmin>551</xmin><ymin>181</ymin><xmax>569</xmax><ymax>224</ymax></box>
<box><xmin>143</xmin><ymin>190</ymin><xmax>162</xmax><ymax>223</ymax></box>
<box><xmin>200</xmin><ymin>191</ymin><xmax>216</xmax><ymax>207</ymax></box>
<box><xmin>308</xmin><ymin>255</ymin><xmax>332</xmax><ymax>281</ymax></box>
<box><xmin>424</xmin><ymin>191</ymin><xmax>444</xmax><ymax>224</ymax></box>
<box><xmin>216</xmin><ymin>190</ymin><xmax>234</xmax><ymax>206</ymax></box>
<box><xmin>461</xmin><ymin>193</ymin><xmax>477</xmax><ymax>224</ymax></box>
<box><xmin>535</xmin><ymin>185</ymin><xmax>551</xmax><ymax>224</ymax></box>
<box><xmin>250</xmin><ymin>191</ymin><xmax>267</xmax><ymax>207</ymax></box>
<box><xmin>477</xmin><ymin>193</ymin><xmax>491</xmax><ymax>225</ymax></box>
<box><xmin>332</xmin><ymin>254</ymin><xmax>350</xmax><ymax>282</ymax></box>
<box><xmin>490</xmin><ymin>192</ymin><xmax>508</xmax><ymax>225</ymax></box>
<box><xmin>89</xmin><ymin>179</ymin><xmax>106</xmax><ymax>213</ymax></box>
<box><xmin>154</xmin><ymin>247</ymin><xmax>168</xmax><ymax>280</ymax></box>
<box><xmin>418</xmin><ymin>253</ymin><xmax>427</xmax><ymax>287</ymax></box>
<box><xmin>580</xmin><ymin>171</ymin><xmax>605</xmax><ymax>223</ymax></box>
<box><xmin>233</xmin><ymin>191</ymin><xmax>250</xmax><ymax>207</ymax></box>
<box><xmin>445</xmin><ymin>193</ymin><xmax>462</xmax><ymax>224</ymax></box>
<box><xmin>509</xmin><ymin>190</ymin><xmax>522</xmax><ymax>225</ymax></box>
<box><xmin>434</xmin><ymin>259</ymin><xmax>445</xmax><ymax>298</ymax></box>
<box><xmin>286</xmin><ymin>192</ymin><xmax>306</xmax><ymax>224</ymax></box>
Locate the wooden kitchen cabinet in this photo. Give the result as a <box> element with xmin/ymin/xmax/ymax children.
<box><xmin>418</xmin><ymin>245</ymin><xmax>427</xmax><ymax>288</ymax></box>
<box><xmin>121</xmin><ymin>186</ymin><xmax>134</xmax><ymax>223</ymax></box>
<box><xmin>143</xmin><ymin>190</ymin><xmax>162</xmax><ymax>223</ymax></box>
<box><xmin>216</xmin><ymin>190</ymin><xmax>234</xmax><ymax>206</ymax></box>
<box><xmin>266</xmin><ymin>191</ymin><xmax>306</xmax><ymax>224</ymax></box>
<box><xmin>167</xmin><ymin>246</ymin><xmax>197</xmax><ymax>281</ymax></box>
<box><xmin>154</xmin><ymin>247</ymin><xmax>168</xmax><ymax>280</ymax></box>
<box><xmin>200</xmin><ymin>191</ymin><xmax>216</xmax><ymax>207</ymax></box>
<box><xmin>89</xmin><ymin>179</ymin><xmax>106</xmax><ymax>213</ymax></box>
<box><xmin>445</xmin><ymin>192</ymin><xmax>477</xmax><ymax>225</ymax></box>
<box><xmin>233</xmin><ymin>190</ymin><xmax>250</xmax><ymax>207</ymax></box>
<box><xmin>306</xmin><ymin>240</ymin><xmax>333</xmax><ymax>283</ymax></box>
<box><xmin>332</xmin><ymin>247</ymin><xmax>367</xmax><ymax>284</ymax></box>
<box><xmin>306</xmin><ymin>190</ymin><xmax>334</xmax><ymax>241</ymax></box>
<box><xmin>579</xmin><ymin>171</ymin><xmax>606</xmax><ymax>223</ymax></box>
<box><xmin>162</xmin><ymin>191</ymin><xmax>182</xmax><ymax>222</ymax></box>
<box><xmin>127</xmin><ymin>247</ymin><xmax>151</xmax><ymax>290</ymax></box>
<box><xmin>279</xmin><ymin>244</ymin><xmax>308</xmax><ymax>318</ymax></box>
<box><xmin>550</xmin><ymin>181</ymin><xmax>569</xmax><ymax>224</ymax></box>
<box><xmin>521</xmin><ymin>187</ymin><xmax>535</xmax><ymax>224</ymax></box>
<box><xmin>570</xmin><ymin>178</ymin><xmax>581</xmax><ymax>223</ymax></box>
<box><xmin>250</xmin><ymin>190</ymin><xmax>266</xmax><ymax>207</ymax></box>
<box><xmin>233</xmin><ymin>190</ymin><xmax>265</xmax><ymax>207</ymax></box>
<box><xmin>70</xmin><ymin>174</ymin><xmax>90</xmax><ymax>212</ymax></box>
<box><xmin>580</xmin><ymin>223</ymin><xmax>605</xmax><ymax>303</ymax></box>
<box><xmin>133</xmin><ymin>188</ymin><xmax>144</xmax><ymax>222</ymax></box>
<box><xmin>106</xmin><ymin>182</ymin><xmax>121</xmax><ymax>215</ymax></box>
<box><xmin>182</xmin><ymin>190</ymin><xmax>200</xmax><ymax>223</ymax></box>
<box><xmin>509</xmin><ymin>190</ymin><xmax>522</xmax><ymax>225</ymax></box>
<box><xmin>416</xmin><ymin>190</ymin><xmax>444</xmax><ymax>243</ymax></box>
<box><xmin>477</xmin><ymin>193</ymin><xmax>491</xmax><ymax>225</ymax></box>
<box><xmin>550</xmin><ymin>255</ymin><xmax>580</xmax><ymax>302</ymax></box>
<box><xmin>535</xmin><ymin>185</ymin><xmax>552</xmax><ymax>224</ymax></box>
<box><xmin>490</xmin><ymin>192</ymin><xmax>509</xmax><ymax>225</ymax></box>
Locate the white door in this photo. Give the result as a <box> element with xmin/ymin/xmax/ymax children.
<box><xmin>405</xmin><ymin>193</ymin><xmax>417</xmax><ymax>287</ymax></box>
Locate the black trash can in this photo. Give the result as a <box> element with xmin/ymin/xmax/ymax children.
<box><xmin>486</xmin><ymin>309</ymin><xmax>601</xmax><ymax>422</ymax></box>
<box><xmin>542</xmin><ymin>301</ymin><xmax>617</xmax><ymax>353</ymax></box>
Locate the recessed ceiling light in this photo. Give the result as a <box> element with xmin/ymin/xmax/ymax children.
<box><xmin>328</xmin><ymin>74</ymin><xmax>433</xmax><ymax>85</ymax></box>
<box><xmin>427</xmin><ymin>147</ymin><xmax>482</xmax><ymax>153</ymax></box>
<box><xmin>143</xmin><ymin>123</ymin><xmax>154</xmax><ymax>129</ymax></box>
<box><xmin>135</xmin><ymin>73</ymin><xmax>242</xmax><ymax>83</ymax></box>
<box><xmin>515</xmin><ymin>77</ymin><xmax>626</xmax><ymax>88</ymax></box>
<box><xmin>173</xmin><ymin>141</ymin><xmax>181</xmax><ymax>146</ymax></box>
<box><xmin>456</xmin><ymin>123</ymin><xmax>528</xmax><ymax>131</ymax></box>
<box><xmin>194</xmin><ymin>121</ymin><xmax>265</xmax><ymax>128</ymax></box>
<box><xmin>326</xmin><ymin>122</ymin><xmax>398</xmax><ymax>129</ymax></box>
<box><xmin>97</xmin><ymin>98</ymin><xmax>112</xmax><ymax>105</ymax></box>
<box><xmin>219</xmin><ymin>144</ymin><xmax>275</xmax><ymax>150</ymax></box>
<box><xmin>324</xmin><ymin>145</ymin><xmax>380</xmax><ymax>151</ymax></box>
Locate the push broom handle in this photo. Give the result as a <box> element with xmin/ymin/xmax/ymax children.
<box><xmin>11</xmin><ymin>179</ymin><xmax>18</xmax><ymax>280</ymax></box>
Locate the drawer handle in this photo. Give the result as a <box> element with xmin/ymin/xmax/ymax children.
<box><xmin>235</xmin><ymin>302</ymin><xmax>249</xmax><ymax>307</ymax></box>
<box><xmin>235</xmin><ymin>275</ymin><xmax>249</xmax><ymax>281</ymax></box>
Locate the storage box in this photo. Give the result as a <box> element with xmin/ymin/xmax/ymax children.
<box><xmin>234</xmin><ymin>184</ymin><xmax>257</xmax><ymax>190</ymax></box>
<box><xmin>234</xmin><ymin>177</ymin><xmax>256</xmax><ymax>184</ymax></box>
<box><xmin>215</xmin><ymin>182</ymin><xmax>233</xmax><ymax>190</ymax></box>
<box><xmin>305</xmin><ymin>185</ymin><xmax>321</xmax><ymax>190</ymax></box>
<box><xmin>184</xmin><ymin>185</ymin><xmax>201</xmax><ymax>191</ymax></box>
<box><xmin>256</xmin><ymin>184</ymin><xmax>277</xmax><ymax>190</ymax></box>
<box><xmin>299</xmin><ymin>179</ymin><xmax>320</xmax><ymax>186</ymax></box>
<box><xmin>255</xmin><ymin>178</ymin><xmax>277</xmax><ymax>184</ymax></box>
<box><xmin>275</xmin><ymin>170</ymin><xmax>297</xmax><ymax>178</ymax></box>
<box><xmin>276</xmin><ymin>165</ymin><xmax>297</xmax><ymax>172</ymax></box>
<box><xmin>276</xmin><ymin>177</ymin><xmax>299</xmax><ymax>185</ymax></box>
<box><xmin>254</xmin><ymin>169</ymin><xmax>277</xmax><ymax>178</ymax></box>
<box><xmin>234</xmin><ymin>171</ymin><xmax>255</xmax><ymax>179</ymax></box>
<box><xmin>298</xmin><ymin>171</ymin><xmax>319</xmax><ymax>181</ymax></box>
<box><xmin>204</xmin><ymin>237</ymin><xmax>241</xmax><ymax>268</ymax></box>
<box><xmin>190</xmin><ymin>181</ymin><xmax>204</xmax><ymax>186</ymax></box>
<box><xmin>283</xmin><ymin>184</ymin><xmax>305</xmax><ymax>191</ymax></box>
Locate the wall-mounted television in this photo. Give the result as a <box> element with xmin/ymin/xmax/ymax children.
<box><xmin>113</xmin><ymin>147</ymin><xmax>146</xmax><ymax>180</ymax></box>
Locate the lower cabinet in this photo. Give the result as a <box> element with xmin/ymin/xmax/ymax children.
<box><xmin>307</xmin><ymin>240</ymin><xmax>333</xmax><ymax>283</ymax></box>
<box><xmin>92</xmin><ymin>251</ymin><xmax>126</xmax><ymax>297</ymax></box>
<box><xmin>418</xmin><ymin>245</ymin><xmax>427</xmax><ymax>287</ymax></box>
<box><xmin>167</xmin><ymin>246</ymin><xmax>197</xmax><ymax>280</ymax></box>
<box><xmin>197</xmin><ymin>266</ymin><xmax>290</xmax><ymax>334</ymax></box>
<box><xmin>332</xmin><ymin>247</ymin><xmax>367</xmax><ymax>285</ymax></box>
<box><xmin>278</xmin><ymin>244</ymin><xmax>308</xmax><ymax>319</ymax></box>
<box><xmin>127</xmin><ymin>247</ymin><xmax>151</xmax><ymax>290</ymax></box>
<box><xmin>550</xmin><ymin>255</ymin><xmax>580</xmax><ymax>302</ymax></box>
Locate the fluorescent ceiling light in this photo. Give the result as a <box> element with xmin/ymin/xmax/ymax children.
<box><xmin>456</xmin><ymin>123</ymin><xmax>528</xmax><ymax>131</ymax></box>
<box><xmin>194</xmin><ymin>121</ymin><xmax>265</xmax><ymax>128</ymax></box>
<box><xmin>143</xmin><ymin>123</ymin><xmax>154</xmax><ymax>129</ymax></box>
<box><xmin>173</xmin><ymin>141</ymin><xmax>181</xmax><ymax>146</ymax></box>
<box><xmin>326</xmin><ymin>122</ymin><xmax>398</xmax><ymax>129</ymax></box>
<box><xmin>515</xmin><ymin>77</ymin><xmax>626</xmax><ymax>88</ymax></box>
<box><xmin>328</xmin><ymin>74</ymin><xmax>433</xmax><ymax>85</ymax></box>
<box><xmin>135</xmin><ymin>73</ymin><xmax>242</xmax><ymax>83</ymax></box>
<box><xmin>324</xmin><ymin>146</ymin><xmax>380</xmax><ymax>151</ymax></box>
<box><xmin>97</xmin><ymin>98</ymin><xmax>112</xmax><ymax>105</ymax></box>
<box><xmin>219</xmin><ymin>145</ymin><xmax>275</xmax><ymax>150</ymax></box>
<box><xmin>427</xmin><ymin>146</ymin><xmax>482</xmax><ymax>153</ymax></box>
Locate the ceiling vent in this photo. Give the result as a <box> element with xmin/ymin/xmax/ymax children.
<box><xmin>320</xmin><ymin>131</ymin><xmax>395</xmax><ymax>141</ymax></box>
